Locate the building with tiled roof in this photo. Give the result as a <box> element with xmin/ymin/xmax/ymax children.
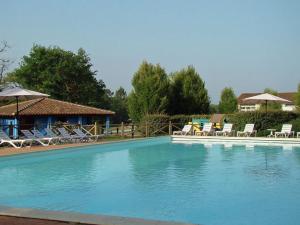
<box><xmin>0</xmin><ymin>98</ymin><xmax>114</xmax><ymax>137</ymax></box>
<box><xmin>237</xmin><ymin>92</ymin><xmax>296</xmax><ymax>112</ymax></box>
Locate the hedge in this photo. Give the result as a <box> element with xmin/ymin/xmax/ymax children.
<box><xmin>226</xmin><ymin>111</ymin><xmax>300</xmax><ymax>136</ymax></box>
<box><xmin>139</xmin><ymin>111</ymin><xmax>300</xmax><ymax>136</ymax></box>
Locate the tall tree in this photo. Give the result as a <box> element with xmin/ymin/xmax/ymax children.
<box><xmin>295</xmin><ymin>83</ymin><xmax>300</xmax><ymax>109</ymax></box>
<box><xmin>0</xmin><ymin>41</ymin><xmax>11</xmax><ymax>86</ymax></box>
<box><xmin>111</xmin><ymin>87</ymin><xmax>129</xmax><ymax>123</ymax></box>
<box><xmin>218</xmin><ymin>87</ymin><xmax>237</xmax><ymax>113</ymax></box>
<box><xmin>127</xmin><ymin>61</ymin><xmax>169</xmax><ymax>122</ymax></box>
<box><xmin>6</xmin><ymin>45</ymin><xmax>110</xmax><ymax>108</ymax></box>
<box><xmin>168</xmin><ymin>66</ymin><xmax>210</xmax><ymax>115</ymax></box>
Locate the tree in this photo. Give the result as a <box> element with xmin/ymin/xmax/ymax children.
<box><xmin>263</xmin><ymin>88</ymin><xmax>281</xmax><ymax>110</ymax></box>
<box><xmin>209</xmin><ymin>104</ymin><xmax>219</xmax><ymax>113</ymax></box>
<box><xmin>127</xmin><ymin>61</ymin><xmax>169</xmax><ymax>122</ymax></box>
<box><xmin>110</xmin><ymin>87</ymin><xmax>129</xmax><ymax>123</ymax></box>
<box><xmin>0</xmin><ymin>41</ymin><xmax>11</xmax><ymax>86</ymax></box>
<box><xmin>218</xmin><ymin>87</ymin><xmax>237</xmax><ymax>113</ymax></box>
<box><xmin>6</xmin><ymin>45</ymin><xmax>110</xmax><ymax>108</ymax></box>
<box><xmin>168</xmin><ymin>66</ymin><xmax>210</xmax><ymax>115</ymax></box>
<box><xmin>295</xmin><ymin>83</ymin><xmax>300</xmax><ymax>109</ymax></box>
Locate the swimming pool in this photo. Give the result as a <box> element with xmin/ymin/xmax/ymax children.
<box><xmin>0</xmin><ymin>137</ymin><xmax>300</xmax><ymax>225</ymax></box>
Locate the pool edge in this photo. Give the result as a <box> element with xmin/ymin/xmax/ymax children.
<box><xmin>0</xmin><ymin>205</ymin><xmax>198</xmax><ymax>225</ymax></box>
<box><xmin>0</xmin><ymin>136</ymin><xmax>170</xmax><ymax>158</ymax></box>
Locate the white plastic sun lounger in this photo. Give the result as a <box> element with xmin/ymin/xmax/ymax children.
<box><xmin>44</xmin><ymin>128</ymin><xmax>67</xmax><ymax>143</ymax></box>
<box><xmin>57</xmin><ymin>127</ymin><xmax>81</xmax><ymax>142</ymax></box>
<box><xmin>21</xmin><ymin>130</ymin><xmax>51</xmax><ymax>146</ymax></box>
<box><xmin>237</xmin><ymin>124</ymin><xmax>256</xmax><ymax>137</ymax></box>
<box><xmin>297</xmin><ymin>132</ymin><xmax>300</xmax><ymax>138</ymax></box>
<box><xmin>195</xmin><ymin>123</ymin><xmax>213</xmax><ymax>136</ymax></box>
<box><xmin>0</xmin><ymin>130</ymin><xmax>32</xmax><ymax>148</ymax></box>
<box><xmin>275</xmin><ymin>124</ymin><xmax>294</xmax><ymax>138</ymax></box>
<box><xmin>215</xmin><ymin>123</ymin><xmax>233</xmax><ymax>136</ymax></box>
<box><xmin>31</xmin><ymin>129</ymin><xmax>59</xmax><ymax>144</ymax></box>
<box><xmin>73</xmin><ymin>128</ymin><xmax>102</xmax><ymax>142</ymax></box>
<box><xmin>173</xmin><ymin>125</ymin><xmax>192</xmax><ymax>135</ymax></box>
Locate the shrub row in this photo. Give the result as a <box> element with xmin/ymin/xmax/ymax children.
<box><xmin>226</xmin><ymin>111</ymin><xmax>300</xmax><ymax>136</ymax></box>
<box><xmin>139</xmin><ymin>111</ymin><xmax>300</xmax><ymax>136</ymax></box>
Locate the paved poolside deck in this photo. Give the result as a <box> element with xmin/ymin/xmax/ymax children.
<box><xmin>0</xmin><ymin>215</ymin><xmax>80</xmax><ymax>225</ymax></box>
<box><xmin>0</xmin><ymin>138</ymin><xmax>142</xmax><ymax>157</ymax></box>
<box><xmin>171</xmin><ymin>135</ymin><xmax>300</xmax><ymax>148</ymax></box>
<box><xmin>0</xmin><ymin>206</ymin><xmax>197</xmax><ymax>225</ymax></box>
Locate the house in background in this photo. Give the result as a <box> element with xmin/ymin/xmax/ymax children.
<box><xmin>0</xmin><ymin>98</ymin><xmax>115</xmax><ymax>137</ymax></box>
<box><xmin>237</xmin><ymin>92</ymin><xmax>296</xmax><ymax>112</ymax></box>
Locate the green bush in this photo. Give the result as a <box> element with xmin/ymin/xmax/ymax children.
<box><xmin>170</xmin><ymin>114</ymin><xmax>210</xmax><ymax>125</ymax></box>
<box><xmin>226</xmin><ymin>111</ymin><xmax>300</xmax><ymax>136</ymax></box>
<box><xmin>139</xmin><ymin>112</ymin><xmax>300</xmax><ymax>137</ymax></box>
<box><xmin>288</xmin><ymin>118</ymin><xmax>300</xmax><ymax>134</ymax></box>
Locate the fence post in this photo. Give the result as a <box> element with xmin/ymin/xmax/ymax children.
<box><xmin>94</xmin><ymin>121</ymin><xmax>99</xmax><ymax>135</ymax></box>
<box><xmin>169</xmin><ymin>121</ymin><xmax>172</xmax><ymax>135</ymax></box>
<box><xmin>121</xmin><ymin>122</ymin><xmax>124</xmax><ymax>136</ymax></box>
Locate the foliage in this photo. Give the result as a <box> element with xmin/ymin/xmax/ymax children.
<box><xmin>6</xmin><ymin>45</ymin><xmax>110</xmax><ymax>108</ymax></box>
<box><xmin>110</xmin><ymin>87</ymin><xmax>129</xmax><ymax>123</ymax></box>
<box><xmin>0</xmin><ymin>41</ymin><xmax>11</xmax><ymax>85</ymax></box>
<box><xmin>287</xmin><ymin>118</ymin><xmax>300</xmax><ymax>133</ymax></box>
<box><xmin>218</xmin><ymin>87</ymin><xmax>237</xmax><ymax>113</ymax></box>
<box><xmin>226</xmin><ymin>111</ymin><xmax>300</xmax><ymax>136</ymax></box>
<box><xmin>138</xmin><ymin>113</ymin><xmax>210</xmax><ymax>136</ymax></box>
<box><xmin>295</xmin><ymin>83</ymin><xmax>300</xmax><ymax>109</ymax></box>
<box><xmin>170</xmin><ymin>114</ymin><xmax>210</xmax><ymax>124</ymax></box>
<box><xmin>127</xmin><ymin>61</ymin><xmax>169</xmax><ymax>122</ymax></box>
<box><xmin>168</xmin><ymin>66</ymin><xmax>210</xmax><ymax>115</ymax></box>
<box><xmin>139</xmin><ymin>113</ymin><xmax>210</xmax><ymax>131</ymax></box>
<box><xmin>263</xmin><ymin>88</ymin><xmax>278</xmax><ymax>95</ymax></box>
<box><xmin>209</xmin><ymin>104</ymin><xmax>219</xmax><ymax>113</ymax></box>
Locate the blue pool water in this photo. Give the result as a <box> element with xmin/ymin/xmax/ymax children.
<box><xmin>0</xmin><ymin>137</ymin><xmax>300</xmax><ymax>225</ymax></box>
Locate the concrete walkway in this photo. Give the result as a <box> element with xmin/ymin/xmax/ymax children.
<box><xmin>0</xmin><ymin>138</ymin><xmax>142</xmax><ymax>157</ymax></box>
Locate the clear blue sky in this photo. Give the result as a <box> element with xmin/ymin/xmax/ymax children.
<box><xmin>2</xmin><ymin>0</ymin><xmax>300</xmax><ymax>103</ymax></box>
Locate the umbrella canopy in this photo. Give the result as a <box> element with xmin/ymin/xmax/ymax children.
<box><xmin>0</xmin><ymin>87</ymin><xmax>49</xmax><ymax>100</ymax></box>
<box><xmin>243</xmin><ymin>93</ymin><xmax>291</xmax><ymax>113</ymax></box>
<box><xmin>0</xmin><ymin>87</ymin><xmax>49</xmax><ymax>138</ymax></box>
<box><xmin>243</xmin><ymin>93</ymin><xmax>291</xmax><ymax>103</ymax></box>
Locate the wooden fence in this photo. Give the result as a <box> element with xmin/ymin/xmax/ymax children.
<box><xmin>0</xmin><ymin>121</ymin><xmax>195</xmax><ymax>138</ymax></box>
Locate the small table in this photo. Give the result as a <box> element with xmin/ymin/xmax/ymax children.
<box><xmin>267</xmin><ymin>129</ymin><xmax>276</xmax><ymax>138</ymax></box>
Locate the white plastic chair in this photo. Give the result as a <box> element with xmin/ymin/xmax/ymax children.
<box><xmin>215</xmin><ymin>123</ymin><xmax>233</xmax><ymax>136</ymax></box>
<box><xmin>173</xmin><ymin>125</ymin><xmax>192</xmax><ymax>135</ymax></box>
<box><xmin>0</xmin><ymin>130</ymin><xmax>32</xmax><ymax>148</ymax></box>
<box><xmin>196</xmin><ymin>123</ymin><xmax>213</xmax><ymax>136</ymax></box>
<box><xmin>237</xmin><ymin>124</ymin><xmax>256</xmax><ymax>137</ymax></box>
<box><xmin>275</xmin><ymin>124</ymin><xmax>294</xmax><ymax>138</ymax></box>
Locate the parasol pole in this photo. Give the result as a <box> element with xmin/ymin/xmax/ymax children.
<box><xmin>16</xmin><ymin>96</ymin><xmax>19</xmax><ymax>139</ymax></box>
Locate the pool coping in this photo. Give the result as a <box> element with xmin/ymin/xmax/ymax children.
<box><xmin>0</xmin><ymin>136</ymin><xmax>164</xmax><ymax>158</ymax></box>
<box><xmin>171</xmin><ymin>135</ymin><xmax>300</xmax><ymax>147</ymax></box>
<box><xmin>0</xmin><ymin>205</ymin><xmax>197</xmax><ymax>225</ymax></box>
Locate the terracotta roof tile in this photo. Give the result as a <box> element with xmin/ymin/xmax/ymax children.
<box><xmin>0</xmin><ymin>98</ymin><xmax>115</xmax><ymax>117</ymax></box>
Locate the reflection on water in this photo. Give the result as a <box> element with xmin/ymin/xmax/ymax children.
<box><xmin>0</xmin><ymin>138</ymin><xmax>300</xmax><ymax>225</ymax></box>
<box><xmin>243</xmin><ymin>146</ymin><xmax>289</xmax><ymax>180</ymax></box>
<box><xmin>128</xmin><ymin>143</ymin><xmax>209</xmax><ymax>188</ymax></box>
